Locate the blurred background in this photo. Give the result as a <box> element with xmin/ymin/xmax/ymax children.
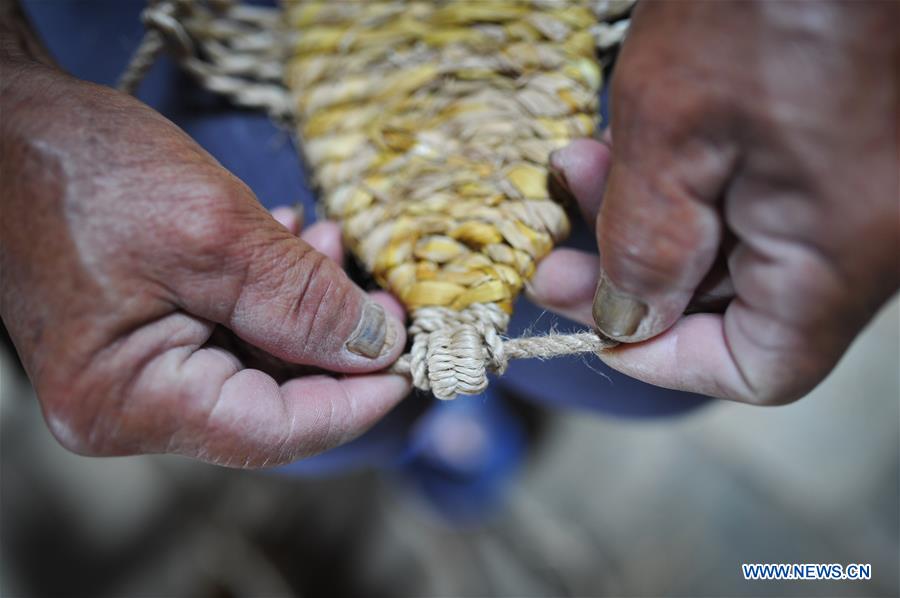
<box><xmin>3</xmin><ymin>301</ymin><xmax>898</xmax><ymax>597</ymax></box>
<box><xmin>2</xmin><ymin>2</ymin><xmax>899</xmax><ymax>597</ymax></box>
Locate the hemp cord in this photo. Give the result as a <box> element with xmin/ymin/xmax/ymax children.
<box><xmin>119</xmin><ymin>0</ymin><xmax>293</xmax><ymax>117</ymax></box>
<box><xmin>389</xmin><ymin>303</ymin><xmax>617</xmax><ymax>400</ymax></box>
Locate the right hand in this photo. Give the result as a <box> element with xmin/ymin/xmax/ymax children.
<box><xmin>1</xmin><ymin>63</ymin><xmax>409</xmax><ymax>467</ymax></box>
<box><xmin>529</xmin><ymin>0</ymin><xmax>898</xmax><ymax>405</ymax></box>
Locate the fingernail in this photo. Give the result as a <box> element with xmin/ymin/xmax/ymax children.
<box><xmin>380</xmin><ymin>315</ymin><xmax>399</xmax><ymax>358</ymax></box>
<box><xmin>548</xmin><ymin>149</ymin><xmax>571</xmax><ymax>194</ymax></box>
<box><xmin>346</xmin><ymin>301</ymin><xmax>388</xmax><ymax>358</ymax></box>
<box><xmin>592</xmin><ymin>274</ymin><xmax>647</xmax><ymax>338</ymax></box>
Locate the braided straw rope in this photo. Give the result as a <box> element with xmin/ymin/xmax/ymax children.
<box><xmin>120</xmin><ymin>0</ymin><xmax>630</xmax><ymax>400</ymax></box>
<box><xmin>287</xmin><ymin>1</ymin><xmax>626</xmax><ymax>398</ymax></box>
<box><xmin>388</xmin><ymin>303</ymin><xmax>615</xmax><ymax>398</ymax></box>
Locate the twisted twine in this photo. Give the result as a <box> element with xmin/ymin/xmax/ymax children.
<box><xmin>389</xmin><ymin>303</ymin><xmax>616</xmax><ymax>400</ymax></box>
<box><xmin>118</xmin><ymin>0</ymin><xmax>292</xmax><ymax>117</ymax></box>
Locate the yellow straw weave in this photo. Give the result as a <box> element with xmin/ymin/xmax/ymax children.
<box><xmin>284</xmin><ymin>1</ymin><xmax>613</xmax><ymax>398</ymax></box>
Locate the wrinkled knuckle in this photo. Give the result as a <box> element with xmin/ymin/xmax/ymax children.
<box><xmin>295</xmin><ymin>243</ymin><xmax>334</xmax><ymax>287</ymax></box>
<box><xmin>166</xmin><ymin>177</ymin><xmax>257</xmax><ymax>265</ymax></box>
<box><xmin>289</xmin><ymin>249</ymin><xmax>350</xmax><ymax>339</ymax></box>
<box><xmin>170</xmin><ymin>207</ymin><xmax>238</xmax><ymax>262</ymax></box>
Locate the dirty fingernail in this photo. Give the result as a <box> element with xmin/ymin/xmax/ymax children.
<box><xmin>592</xmin><ymin>274</ymin><xmax>647</xmax><ymax>339</ymax></box>
<box><xmin>346</xmin><ymin>301</ymin><xmax>387</xmax><ymax>358</ymax></box>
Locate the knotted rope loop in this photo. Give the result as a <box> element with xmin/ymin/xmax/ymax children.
<box><xmin>142</xmin><ymin>0</ymin><xmax>195</xmax><ymax>59</ymax></box>
<box><xmin>116</xmin><ymin>1</ymin><xmax>629</xmax><ymax>401</ymax></box>
<box><xmin>404</xmin><ymin>304</ymin><xmax>509</xmax><ymax>399</ymax></box>
<box><xmin>391</xmin><ymin>303</ymin><xmax>617</xmax><ymax>400</ymax></box>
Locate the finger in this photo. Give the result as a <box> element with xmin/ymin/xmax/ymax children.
<box><xmin>43</xmin><ymin>309</ymin><xmax>411</xmax><ymax>465</ymax></box>
<box><xmin>590</xmin><ymin>63</ymin><xmax>739</xmax><ymax>342</ymax></box>
<box><xmin>189</xmin><ymin>370</ymin><xmax>410</xmax><ymax>467</ymax></box>
<box><xmin>178</xmin><ymin>204</ymin><xmax>405</xmax><ymax>374</ymax></box>
<box><xmin>270</xmin><ymin>204</ymin><xmax>304</xmax><ymax>235</ymax></box>
<box><xmin>686</xmin><ymin>254</ymin><xmax>735</xmax><ymax>314</ymax></box>
<box><xmin>596</xmin><ymin>313</ymin><xmax>760</xmax><ymax>403</ymax></box>
<box><xmin>600</xmin><ymin>127</ymin><xmax>612</xmax><ymax>146</ymax></box>
<box><xmin>194</xmin><ymin>287</ymin><xmax>409</xmax><ymax>381</ymax></box>
<box><xmin>271</xmin><ymin>206</ymin><xmax>347</xmax><ymax>270</ymax></box>
<box><xmin>300</xmin><ymin>220</ymin><xmax>345</xmax><ymax>267</ymax></box>
<box><xmin>592</xmin><ymin>154</ymin><xmax>722</xmax><ymax>342</ymax></box>
<box><xmin>295</xmin><ymin>221</ymin><xmax>403</xmax><ymax>326</ymax></box>
<box><xmin>369</xmin><ymin>290</ymin><xmax>407</xmax><ymax>322</ymax></box>
<box><xmin>528</xmin><ymin>245</ymin><xmax>737</xmax><ymax>327</ymax></box>
<box><xmin>548</xmin><ymin>138</ymin><xmax>613</xmax><ymax>224</ymax></box>
<box><xmin>597</xmin><ymin>303</ymin><xmax>837</xmax><ymax>406</ymax></box>
<box><xmin>526</xmin><ymin>248</ymin><xmax>598</xmax><ymax>326</ymax></box>
<box><xmin>116</xmin><ymin>314</ymin><xmax>409</xmax><ymax>466</ymax></box>
<box><xmin>278</xmin><ymin>213</ymin><xmax>398</xmax><ymax>338</ymax></box>
<box><xmin>597</xmin><ymin>235</ymin><xmax>863</xmax><ymax>404</ymax></box>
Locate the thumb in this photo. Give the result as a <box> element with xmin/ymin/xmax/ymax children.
<box><xmin>588</xmin><ymin>111</ymin><xmax>737</xmax><ymax>342</ymax></box>
<box><xmin>178</xmin><ymin>205</ymin><xmax>406</xmax><ymax>373</ymax></box>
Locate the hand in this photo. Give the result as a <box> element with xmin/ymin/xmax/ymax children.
<box><xmin>529</xmin><ymin>0</ymin><xmax>898</xmax><ymax>404</ymax></box>
<box><xmin>0</xmin><ymin>64</ymin><xmax>409</xmax><ymax>467</ymax></box>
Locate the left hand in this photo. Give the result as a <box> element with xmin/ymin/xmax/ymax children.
<box><xmin>0</xmin><ymin>67</ymin><xmax>409</xmax><ymax>467</ymax></box>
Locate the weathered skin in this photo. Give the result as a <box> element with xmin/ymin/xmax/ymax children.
<box><xmin>1</xmin><ymin>0</ymin><xmax>897</xmax><ymax>471</ymax></box>
<box><xmin>0</xmin><ymin>2</ymin><xmax>408</xmax><ymax>467</ymax></box>
<box><xmin>531</xmin><ymin>0</ymin><xmax>899</xmax><ymax>405</ymax></box>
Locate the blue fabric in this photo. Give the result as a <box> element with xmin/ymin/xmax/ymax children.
<box><xmin>396</xmin><ymin>387</ymin><xmax>529</xmax><ymax>524</ymax></box>
<box><xmin>24</xmin><ymin>1</ymin><xmax>709</xmax><ymax>501</ymax></box>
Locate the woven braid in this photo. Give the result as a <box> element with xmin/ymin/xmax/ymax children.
<box><xmin>388</xmin><ymin>303</ymin><xmax>616</xmax><ymax>399</ymax></box>
<box><xmin>287</xmin><ymin>1</ymin><xmax>621</xmax><ymax>398</ymax></box>
<box><xmin>119</xmin><ymin>0</ymin><xmax>630</xmax><ymax>400</ymax></box>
